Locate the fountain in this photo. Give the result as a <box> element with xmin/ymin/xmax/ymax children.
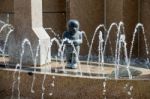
<box><xmin>0</xmin><ymin>18</ymin><xmax>150</xmax><ymax>98</ymax></box>
<box><xmin>0</xmin><ymin>0</ymin><xmax>150</xmax><ymax>99</ymax></box>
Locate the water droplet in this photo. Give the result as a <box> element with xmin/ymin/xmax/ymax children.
<box><xmin>125</xmin><ymin>83</ymin><xmax>128</xmax><ymax>87</ymax></box>
<box><xmin>130</xmin><ymin>86</ymin><xmax>133</xmax><ymax>91</ymax></box>
<box><xmin>52</xmin><ymin>76</ymin><xmax>55</xmax><ymax>79</ymax></box>
<box><xmin>103</xmin><ymin>82</ymin><xmax>106</xmax><ymax>87</ymax></box>
<box><xmin>103</xmin><ymin>89</ymin><xmax>106</xmax><ymax>93</ymax></box>
<box><xmin>103</xmin><ymin>92</ymin><xmax>106</xmax><ymax>95</ymax></box>
<box><xmin>128</xmin><ymin>91</ymin><xmax>131</xmax><ymax>95</ymax></box>
<box><xmin>51</xmin><ymin>82</ymin><xmax>55</xmax><ymax>87</ymax></box>
<box><xmin>49</xmin><ymin>93</ymin><xmax>53</xmax><ymax>96</ymax></box>
<box><xmin>124</xmin><ymin>86</ymin><xmax>126</xmax><ymax>89</ymax></box>
<box><xmin>42</xmin><ymin>87</ymin><xmax>45</xmax><ymax>90</ymax></box>
<box><xmin>18</xmin><ymin>77</ymin><xmax>20</xmax><ymax>80</ymax></box>
<box><xmin>31</xmin><ymin>90</ymin><xmax>35</xmax><ymax>93</ymax></box>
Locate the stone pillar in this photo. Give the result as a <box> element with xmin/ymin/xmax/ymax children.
<box><xmin>8</xmin><ymin>0</ymin><xmax>50</xmax><ymax>65</ymax></box>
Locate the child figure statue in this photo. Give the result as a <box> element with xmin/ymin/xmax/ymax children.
<box><xmin>63</xmin><ymin>19</ymin><xmax>83</xmax><ymax>69</ymax></box>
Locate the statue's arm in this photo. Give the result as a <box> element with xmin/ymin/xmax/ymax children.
<box><xmin>73</xmin><ymin>31</ymin><xmax>83</xmax><ymax>45</ymax></box>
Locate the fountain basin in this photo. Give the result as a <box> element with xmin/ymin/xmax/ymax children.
<box><xmin>0</xmin><ymin>57</ymin><xmax>149</xmax><ymax>79</ymax></box>
<box><xmin>0</xmin><ymin>56</ymin><xmax>150</xmax><ymax>98</ymax></box>
<box><xmin>0</xmin><ymin>69</ymin><xmax>150</xmax><ymax>99</ymax></box>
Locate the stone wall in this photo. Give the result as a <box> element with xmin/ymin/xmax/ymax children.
<box><xmin>69</xmin><ymin>0</ymin><xmax>104</xmax><ymax>55</ymax></box>
<box><xmin>123</xmin><ymin>0</ymin><xmax>139</xmax><ymax>57</ymax></box>
<box><xmin>42</xmin><ymin>0</ymin><xmax>66</xmax><ymax>55</ymax></box>
<box><xmin>0</xmin><ymin>0</ymin><xmax>14</xmax><ymax>24</ymax></box>
<box><xmin>0</xmin><ymin>0</ymin><xmax>150</xmax><ymax>59</ymax></box>
<box><xmin>0</xmin><ymin>70</ymin><xmax>150</xmax><ymax>99</ymax></box>
<box><xmin>141</xmin><ymin>0</ymin><xmax>150</xmax><ymax>58</ymax></box>
<box><xmin>105</xmin><ymin>0</ymin><xmax>124</xmax><ymax>56</ymax></box>
<box><xmin>0</xmin><ymin>0</ymin><xmax>66</xmax><ymax>35</ymax></box>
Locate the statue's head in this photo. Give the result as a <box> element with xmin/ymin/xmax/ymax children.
<box><xmin>67</xmin><ymin>19</ymin><xmax>80</xmax><ymax>33</ymax></box>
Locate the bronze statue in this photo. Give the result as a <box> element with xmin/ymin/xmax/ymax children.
<box><xmin>63</xmin><ymin>19</ymin><xmax>83</xmax><ymax>69</ymax></box>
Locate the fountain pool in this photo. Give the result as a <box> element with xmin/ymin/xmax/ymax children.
<box><xmin>0</xmin><ymin>20</ymin><xmax>150</xmax><ymax>99</ymax></box>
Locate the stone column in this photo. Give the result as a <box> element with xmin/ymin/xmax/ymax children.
<box><xmin>8</xmin><ymin>0</ymin><xmax>50</xmax><ymax>65</ymax></box>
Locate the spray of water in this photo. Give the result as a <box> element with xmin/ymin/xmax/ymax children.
<box><xmin>118</xmin><ymin>34</ymin><xmax>132</xmax><ymax>79</ymax></box>
<box><xmin>45</xmin><ymin>28</ymin><xmax>61</xmax><ymax>40</ymax></box>
<box><xmin>0</xmin><ymin>20</ymin><xmax>5</xmax><ymax>24</ymax></box>
<box><xmin>98</xmin><ymin>31</ymin><xmax>105</xmax><ymax>77</ymax></box>
<box><xmin>0</xmin><ymin>20</ymin><xmax>149</xmax><ymax>99</ymax></box>
<box><xmin>49</xmin><ymin>37</ymin><xmax>61</xmax><ymax>62</ymax></box>
<box><xmin>82</xmin><ymin>31</ymin><xmax>90</xmax><ymax>48</ymax></box>
<box><xmin>58</xmin><ymin>38</ymin><xmax>81</xmax><ymax>74</ymax></box>
<box><xmin>11</xmin><ymin>64</ymin><xmax>20</xmax><ymax>99</ymax></box>
<box><xmin>129</xmin><ymin>23</ymin><xmax>149</xmax><ymax>69</ymax></box>
<box><xmin>16</xmin><ymin>39</ymin><xmax>34</xmax><ymax>99</ymax></box>
<box><xmin>41</xmin><ymin>68</ymin><xmax>47</xmax><ymax>99</ymax></box>
<box><xmin>102</xmin><ymin>79</ymin><xmax>107</xmax><ymax>99</ymax></box>
<box><xmin>87</xmin><ymin>24</ymin><xmax>106</xmax><ymax>64</ymax></box>
<box><xmin>0</xmin><ymin>24</ymin><xmax>12</xmax><ymax>33</ymax></box>
<box><xmin>2</xmin><ymin>28</ymin><xmax>14</xmax><ymax>66</ymax></box>
<box><xmin>31</xmin><ymin>41</ymin><xmax>40</xmax><ymax>93</ymax></box>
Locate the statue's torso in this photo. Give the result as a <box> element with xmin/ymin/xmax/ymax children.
<box><xmin>63</xmin><ymin>31</ymin><xmax>82</xmax><ymax>46</ymax></box>
<box><xmin>64</xmin><ymin>31</ymin><xmax>82</xmax><ymax>40</ymax></box>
